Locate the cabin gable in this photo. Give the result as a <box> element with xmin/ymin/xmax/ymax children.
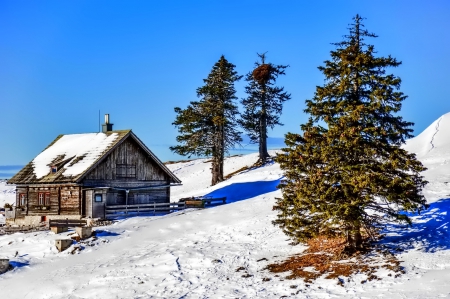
<box><xmin>81</xmin><ymin>135</ymin><xmax>169</xmax><ymax>187</ymax></box>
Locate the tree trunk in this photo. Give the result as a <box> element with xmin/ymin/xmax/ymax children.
<box><xmin>259</xmin><ymin>116</ymin><xmax>269</xmax><ymax>162</ymax></box>
<box><xmin>219</xmin><ymin>124</ymin><xmax>225</xmax><ymax>182</ymax></box>
<box><xmin>211</xmin><ymin>143</ymin><xmax>221</xmax><ymax>186</ymax></box>
<box><xmin>346</xmin><ymin>222</ymin><xmax>362</xmax><ymax>252</ymax></box>
<box><xmin>258</xmin><ymin>84</ymin><xmax>270</xmax><ymax>163</ymax></box>
<box><xmin>211</xmin><ymin>158</ymin><xmax>220</xmax><ymax>186</ymax></box>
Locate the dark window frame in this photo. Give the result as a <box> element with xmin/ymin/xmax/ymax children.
<box><xmin>116</xmin><ymin>164</ymin><xmax>136</xmax><ymax>178</ymax></box>
<box><xmin>94</xmin><ymin>194</ymin><xmax>103</xmax><ymax>202</ymax></box>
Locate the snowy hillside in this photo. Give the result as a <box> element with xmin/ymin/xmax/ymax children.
<box><xmin>0</xmin><ymin>179</ymin><xmax>15</xmax><ymax>207</ymax></box>
<box><xmin>404</xmin><ymin>112</ymin><xmax>450</xmax><ymax>202</ymax></box>
<box><xmin>2</xmin><ymin>116</ymin><xmax>450</xmax><ymax>298</ymax></box>
<box><xmin>0</xmin><ymin>180</ymin><xmax>15</xmax><ymax>225</ymax></box>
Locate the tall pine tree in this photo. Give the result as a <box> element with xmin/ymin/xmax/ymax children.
<box><xmin>171</xmin><ymin>55</ymin><xmax>242</xmax><ymax>186</ymax></box>
<box><xmin>274</xmin><ymin>15</ymin><xmax>428</xmax><ymax>251</ymax></box>
<box><xmin>239</xmin><ymin>53</ymin><xmax>291</xmax><ymax>163</ymax></box>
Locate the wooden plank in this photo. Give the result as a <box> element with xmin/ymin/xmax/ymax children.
<box><xmin>106</xmin><ymin>206</ymin><xmax>184</xmax><ymax>212</ymax></box>
<box><xmin>49</xmin><ymin>219</ymin><xmax>86</xmax><ymax>223</ymax></box>
<box><xmin>106</xmin><ymin>202</ymin><xmax>184</xmax><ymax>209</ymax></box>
<box><xmin>185</xmin><ymin>200</ymin><xmax>205</xmax><ymax>208</ymax></box>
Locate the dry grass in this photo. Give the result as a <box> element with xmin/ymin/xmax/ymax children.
<box><xmin>164</xmin><ymin>158</ymin><xmax>195</xmax><ymax>165</ymax></box>
<box><xmin>224</xmin><ymin>165</ymin><xmax>252</xmax><ymax>180</ymax></box>
<box><xmin>224</xmin><ymin>157</ymin><xmax>272</xmax><ymax>180</ymax></box>
<box><xmin>267</xmin><ymin>236</ymin><xmax>403</xmax><ymax>284</ymax></box>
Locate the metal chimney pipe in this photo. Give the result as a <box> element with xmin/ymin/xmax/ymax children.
<box><xmin>102</xmin><ymin>114</ymin><xmax>114</xmax><ymax>133</ymax></box>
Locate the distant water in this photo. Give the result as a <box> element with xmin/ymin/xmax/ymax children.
<box><xmin>153</xmin><ymin>136</ymin><xmax>286</xmax><ymax>163</ymax></box>
<box><xmin>0</xmin><ymin>165</ymin><xmax>23</xmax><ymax>179</ymax></box>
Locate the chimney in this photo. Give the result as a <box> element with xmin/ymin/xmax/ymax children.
<box><xmin>102</xmin><ymin>114</ymin><xmax>114</xmax><ymax>133</ymax></box>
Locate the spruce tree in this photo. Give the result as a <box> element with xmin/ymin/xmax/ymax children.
<box><xmin>171</xmin><ymin>55</ymin><xmax>242</xmax><ymax>186</ymax></box>
<box><xmin>239</xmin><ymin>53</ymin><xmax>291</xmax><ymax>163</ymax></box>
<box><xmin>274</xmin><ymin>15</ymin><xmax>428</xmax><ymax>251</ymax></box>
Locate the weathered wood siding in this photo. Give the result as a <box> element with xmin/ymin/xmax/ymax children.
<box><xmin>14</xmin><ymin>185</ymin><xmax>81</xmax><ymax>217</ymax></box>
<box><xmin>105</xmin><ymin>188</ymin><xmax>170</xmax><ymax>206</ymax></box>
<box><xmin>25</xmin><ymin>187</ymin><xmax>58</xmax><ymax>215</ymax></box>
<box><xmin>59</xmin><ymin>186</ymin><xmax>81</xmax><ymax>215</ymax></box>
<box><xmin>83</xmin><ymin>136</ymin><xmax>170</xmax><ymax>187</ymax></box>
<box><xmin>84</xmin><ymin>190</ymin><xmax>93</xmax><ymax>218</ymax></box>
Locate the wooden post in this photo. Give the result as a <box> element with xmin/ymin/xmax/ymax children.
<box><xmin>125</xmin><ymin>190</ymin><xmax>129</xmax><ymax>214</ymax></box>
<box><xmin>78</xmin><ymin>186</ymin><xmax>82</xmax><ymax>216</ymax></box>
<box><xmin>26</xmin><ymin>186</ymin><xmax>29</xmax><ymax>216</ymax></box>
<box><xmin>58</xmin><ymin>187</ymin><xmax>61</xmax><ymax>215</ymax></box>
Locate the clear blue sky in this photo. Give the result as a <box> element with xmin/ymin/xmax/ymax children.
<box><xmin>1</xmin><ymin>1</ymin><xmax>449</xmax><ymax>169</ymax></box>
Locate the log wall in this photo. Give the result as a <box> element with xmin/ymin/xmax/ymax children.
<box><xmin>14</xmin><ymin>185</ymin><xmax>81</xmax><ymax>217</ymax></box>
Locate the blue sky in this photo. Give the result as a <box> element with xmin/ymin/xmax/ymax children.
<box><xmin>1</xmin><ymin>1</ymin><xmax>449</xmax><ymax>172</ymax></box>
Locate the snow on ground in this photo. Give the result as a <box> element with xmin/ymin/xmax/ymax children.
<box><xmin>404</xmin><ymin>112</ymin><xmax>450</xmax><ymax>202</ymax></box>
<box><xmin>0</xmin><ymin>180</ymin><xmax>15</xmax><ymax>225</ymax></box>
<box><xmin>0</xmin><ymin>179</ymin><xmax>15</xmax><ymax>207</ymax></box>
<box><xmin>3</xmin><ymin>113</ymin><xmax>450</xmax><ymax>298</ymax></box>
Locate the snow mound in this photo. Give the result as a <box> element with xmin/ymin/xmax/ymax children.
<box><xmin>404</xmin><ymin>112</ymin><xmax>450</xmax><ymax>158</ymax></box>
<box><xmin>404</xmin><ymin>112</ymin><xmax>450</xmax><ymax>202</ymax></box>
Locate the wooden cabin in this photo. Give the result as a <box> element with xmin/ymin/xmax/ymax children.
<box><xmin>7</xmin><ymin>115</ymin><xmax>181</xmax><ymax>226</ymax></box>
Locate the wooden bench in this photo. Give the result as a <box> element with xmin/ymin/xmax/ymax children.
<box><xmin>49</xmin><ymin>219</ymin><xmax>87</xmax><ymax>227</ymax></box>
<box><xmin>49</xmin><ymin>219</ymin><xmax>87</xmax><ymax>234</ymax></box>
<box><xmin>183</xmin><ymin>196</ymin><xmax>227</xmax><ymax>208</ymax></box>
<box><xmin>202</xmin><ymin>196</ymin><xmax>227</xmax><ymax>205</ymax></box>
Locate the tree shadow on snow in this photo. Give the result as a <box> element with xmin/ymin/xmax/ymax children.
<box><xmin>204</xmin><ymin>179</ymin><xmax>281</xmax><ymax>204</ymax></box>
<box><xmin>94</xmin><ymin>230</ymin><xmax>120</xmax><ymax>237</ymax></box>
<box><xmin>9</xmin><ymin>261</ymin><xmax>29</xmax><ymax>269</ymax></box>
<box><xmin>382</xmin><ymin>198</ymin><xmax>450</xmax><ymax>252</ymax></box>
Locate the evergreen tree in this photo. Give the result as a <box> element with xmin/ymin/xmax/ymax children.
<box><xmin>274</xmin><ymin>15</ymin><xmax>428</xmax><ymax>251</ymax></box>
<box><xmin>239</xmin><ymin>53</ymin><xmax>291</xmax><ymax>163</ymax></box>
<box><xmin>171</xmin><ymin>55</ymin><xmax>242</xmax><ymax>186</ymax></box>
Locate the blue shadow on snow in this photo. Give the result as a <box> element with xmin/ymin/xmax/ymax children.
<box><xmin>204</xmin><ymin>179</ymin><xmax>281</xmax><ymax>204</ymax></box>
<box><xmin>382</xmin><ymin>198</ymin><xmax>450</xmax><ymax>252</ymax></box>
<box><xmin>9</xmin><ymin>261</ymin><xmax>29</xmax><ymax>269</ymax></box>
<box><xmin>94</xmin><ymin>230</ymin><xmax>120</xmax><ymax>237</ymax></box>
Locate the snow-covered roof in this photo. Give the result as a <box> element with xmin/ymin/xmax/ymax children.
<box><xmin>33</xmin><ymin>132</ymin><xmax>120</xmax><ymax>179</ymax></box>
<box><xmin>8</xmin><ymin>130</ymin><xmax>181</xmax><ymax>185</ymax></box>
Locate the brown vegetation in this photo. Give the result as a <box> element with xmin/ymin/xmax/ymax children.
<box><xmin>267</xmin><ymin>236</ymin><xmax>403</xmax><ymax>284</ymax></box>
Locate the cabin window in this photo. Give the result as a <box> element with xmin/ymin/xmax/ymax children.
<box><xmin>116</xmin><ymin>164</ymin><xmax>136</xmax><ymax>178</ymax></box>
<box><xmin>38</xmin><ymin>192</ymin><xmax>51</xmax><ymax>205</ymax></box>
<box><xmin>94</xmin><ymin>194</ymin><xmax>103</xmax><ymax>202</ymax></box>
<box><xmin>51</xmin><ymin>166</ymin><xmax>58</xmax><ymax>173</ymax></box>
<box><xmin>19</xmin><ymin>193</ymin><xmax>26</xmax><ymax>206</ymax></box>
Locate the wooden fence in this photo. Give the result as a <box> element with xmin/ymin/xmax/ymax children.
<box><xmin>105</xmin><ymin>202</ymin><xmax>186</xmax><ymax>217</ymax></box>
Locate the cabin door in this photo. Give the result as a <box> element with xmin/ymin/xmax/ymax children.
<box><xmin>82</xmin><ymin>191</ymin><xmax>87</xmax><ymax>217</ymax></box>
<box><xmin>81</xmin><ymin>190</ymin><xmax>93</xmax><ymax>218</ymax></box>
